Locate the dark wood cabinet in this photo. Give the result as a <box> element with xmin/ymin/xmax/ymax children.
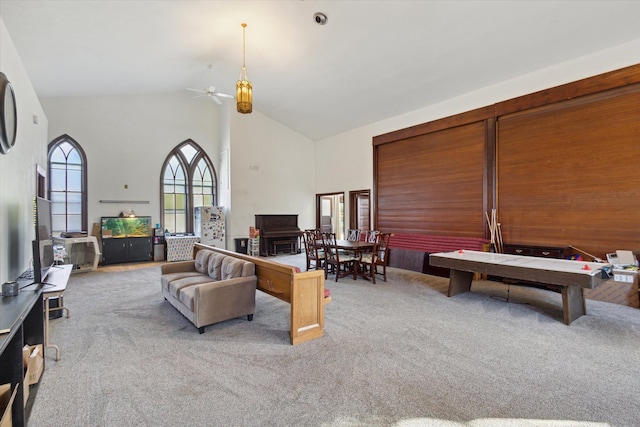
<box><xmin>101</xmin><ymin>237</ymin><xmax>152</xmax><ymax>265</ymax></box>
<box><xmin>500</xmin><ymin>243</ymin><xmax>569</xmax><ymax>290</ymax></box>
<box><xmin>502</xmin><ymin>244</ymin><xmax>568</xmax><ymax>259</ymax></box>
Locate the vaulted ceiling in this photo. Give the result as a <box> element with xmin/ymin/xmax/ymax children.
<box><xmin>1</xmin><ymin>1</ymin><xmax>639</xmax><ymax>140</ymax></box>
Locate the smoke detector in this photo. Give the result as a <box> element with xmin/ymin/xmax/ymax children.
<box><xmin>313</xmin><ymin>12</ymin><xmax>327</xmax><ymax>25</ymax></box>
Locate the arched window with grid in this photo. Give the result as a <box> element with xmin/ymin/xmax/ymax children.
<box><xmin>161</xmin><ymin>140</ymin><xmax>217</xmax><ymax>233</ymax></box>
<box><xmin>47</xmin><ymin>135</ymin><xmax>88</xmax><ymax>234</ymax></box>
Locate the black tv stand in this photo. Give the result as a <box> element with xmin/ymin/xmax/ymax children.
<box><xmin>0</xmin><ymin>281</ymin><xmax>45</xmax><ymax>426</ymax></box>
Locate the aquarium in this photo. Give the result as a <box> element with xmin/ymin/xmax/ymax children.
<box><xmin>101</xmin><ymin>216</ymin><xmax>151</xmax><ymax>238</ymax></box>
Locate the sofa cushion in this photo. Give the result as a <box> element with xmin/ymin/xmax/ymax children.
<box><xmin>221</xmin><ymin>256</ymin><xmax>245</xmax><ymax>280</ymax></box>
<box><xmin>208</xmin><ymin>252</ymin><xmax>225</xmax><ymax>281</ymax></box>
<box><xmin>161</xmin><ymin>272</ymin><xmax>205</xmax><ymax>292</ymax></box>
<box><xmin>222</xmin><ymin>257</ymin><xmax>255</xmax><ymax>280</ymax></box>
<box><xmin>179</xmin><ymin>284</ymin><xmax>197</xmax><ymax>311</ymax></box>
<box><xmin>194</xmin><ymin>250</ymin><xmax>213</xmax><ymax>274</ymax></box>
<box><xmin>169</xmin><ymin>275</ymin><xmax>211</xmax><ymax>298</ymax></box>
<box><xmin>239</xmin><ymin>259</ymin><xmax>255</xmax><ymax>277</ymax></box>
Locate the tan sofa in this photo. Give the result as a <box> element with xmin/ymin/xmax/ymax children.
<box><xmin>161</xmin><ymin>249</ymin><xmax>257</xmax><ymax>333</ymax></box>
<box><xmin>194</xmin><ymin>243</ymin><xmax>327</xmax><ymax>345</ymax></box>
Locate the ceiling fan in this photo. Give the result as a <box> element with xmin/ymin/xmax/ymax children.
<box><xmin>187</xmin><ymin>64</ymin><xmax>234</xmax><ymax>105</ymax></box>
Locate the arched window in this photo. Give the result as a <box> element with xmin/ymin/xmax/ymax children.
<box><xmin>48</xmin><ymin>135</ymin><xmax>88</xmax><ymax>233</ymax></box>
<box><xmin>161</xmin><ymin>140</ymin><xmax>217</xmax><ymax>233</ymax></box>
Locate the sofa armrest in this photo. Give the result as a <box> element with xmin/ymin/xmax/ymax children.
<box><xmin>193</xmin><ymin>275</ymin><xmax>257</xmax><ymax>327</ymax></box>
<box><xmin>161</xmin><ymin>260</ymin><xmax>196</xmax><ymax>275</ymax></box>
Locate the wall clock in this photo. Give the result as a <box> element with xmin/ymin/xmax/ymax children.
<box><xmin>0</xmin><ymin>72</ymin><xmax>17</xmax><ymax>155</ymax></box>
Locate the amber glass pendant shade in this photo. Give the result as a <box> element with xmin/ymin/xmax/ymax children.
<box><xmin>236</xmin><ymin>70</ymin><xmax>252</xmax><ymax>114</ymax></box>
<box><xmin>236</xmin><ymin>23</ymin><xmax>252</xmax><ymax>114</ymax></box>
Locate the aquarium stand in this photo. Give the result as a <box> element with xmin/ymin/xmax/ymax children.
<box><xmin>100</xmin><ymin>216</ymin><xmax>153</xmax><ymax>265</ymax></box>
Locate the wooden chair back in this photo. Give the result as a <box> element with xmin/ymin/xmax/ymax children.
<box><xmin>347</xmin><ymin>229</ymin><xmax>360</xmax><ymax>241</ymax></box>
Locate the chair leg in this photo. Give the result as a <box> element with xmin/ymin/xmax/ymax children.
<box><xmin>248</xmin><ymin>314</ymin><xmax>254</xmax><ymax>321</ymax></box>
<box><xmin>198</xmin><ymin>326</ymin><xmax>205</xmax><ymax>334</ymax></box>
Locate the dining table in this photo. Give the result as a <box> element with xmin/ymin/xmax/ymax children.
<box><xmin>334</xmin><ymin>240</ymin><xmax>374</xmax><ymax>252</ymax></box>
<box><xmin>315</xmin><ymin>239</ymin><xmax>374</xmax><ymax>253</ymax></box>
<box><xmin>320</xmin><ymin>240</ymin><xmax>374</xmax><ymax>280</ymax></box>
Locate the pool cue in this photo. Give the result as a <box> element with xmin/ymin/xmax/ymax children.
<box><xmin>486</xmin><ymin>211</ymin><xmax>495</xmax><ymax>251</ymax></box>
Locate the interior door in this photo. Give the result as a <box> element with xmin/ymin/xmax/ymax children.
<box><xmin>316</xmin><ymin>192</ymin><xmax>345</xmax><ymax>239</ymax></box>
<box><xmin>320</xmin><ymin>197</ymin><xmax>333</xmax><ymax>234</ymax></box>
<box><xmin>349</xmin><ymin>190</ymin><xmax>370</xmax><ymax>231</ymax></box>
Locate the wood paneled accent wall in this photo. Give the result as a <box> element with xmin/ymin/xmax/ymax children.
<box><xmin>373</xmin><ymin>64</ymin><xmax>640</xmax><ymax>259</ymax></box>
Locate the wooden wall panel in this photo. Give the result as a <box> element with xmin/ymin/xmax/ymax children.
<box><xmin>497</xmin><ymin>86</ymin><xmax>640</xmax><ymax>257</ymax></box>
<box><xmin>373</xmin><ymin>64</ymin><xmax>640</xmax><ymax>260</ymax></box>
<box><xmin>376</xmin><ymin>121</ymin><xmax>487</xmax><ymax>237</ymax></box>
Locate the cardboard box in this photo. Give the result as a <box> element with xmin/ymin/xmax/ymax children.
<box><xmin>22</xmin><ymin>345</ymin><xmax>30</xmax><ymax>366</ymax></box>
<box><xmin>0</xmin><ymin>383</ymin><xmax>18</xmax><ymax>427</ymax></box>
<box><xmin>91</xmin><ymin>222</ymin><xmax>101</xmax><ymax>240</ymax></box>
<box><xmin>23</xmin><ymin>375</ymin><xmax>28</xmax><ymax>407</ymax></box>
<box><xmin>24</xmin><ymin>344</ymin><xmax>44</xmax><ymax>385</ymax></box>
<box><xmin>22</xmin><ymin>344</ymin><xmax>44</xmax><ymax>406</ymax></box>
<box><xmin>612</xmin><ymin>269</ymin><xmax>637</xmax><ymax>284</ymax></box>
<box><xmin>585</xmin><ymin>271</ymin><xmax>639</xmax><ymax>308</ymax></box>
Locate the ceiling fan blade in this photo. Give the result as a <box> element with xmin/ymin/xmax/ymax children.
<box><xmin>192</xmin><ymin>94</ymin><xmax>206</xmax><ymax>99</ymax></box>
<box><xmin>211</xmin><ymin>95</ymin><xmax>223</xmax><ymax>105</ymax></box>
<box><xmin>187</xmin><ymin>88</ymin><xmax>206</xmax><ymax>93</ymax></box>
<box><xmin>215</xmin><ymin>93</ymin><xmax>234</xmax><ymax>99</ymax></box>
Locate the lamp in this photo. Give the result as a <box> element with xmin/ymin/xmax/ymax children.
<box><xmin>236</xmin><ymin>23</ymin><xmax>252</xmax><ymax>114</ymax></box>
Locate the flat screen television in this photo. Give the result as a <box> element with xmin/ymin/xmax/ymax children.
<box><xmin>33</xmin><ymin>196</ymin><xmax>55</xmax><ymax>283</ymax></box>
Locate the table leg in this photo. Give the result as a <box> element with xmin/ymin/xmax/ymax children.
<box><xmin>49</xmin><ymin>296</ymin><xmax>70</xmax><ymax>318</ymax></box>
<box><xmin>447</xmin><ymin>269</ymin><xmax>474</xmax><ymax>297</ymax></box>
<box><xmin>44</xmin><ymin>295</ymin><xmax>61</xmax><ymax>361</ymax></box>
<box><xmin>562</xmin><ymin>285</ymin><xmax>586</xmax><ymax>325</ymax></box>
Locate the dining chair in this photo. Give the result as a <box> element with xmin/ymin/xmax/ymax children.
<box><xmin>347</xmin><ymin>229</ymin><xmax>360</xmax><ymax>241</ymax></box>
<box><xmin>321</xmin><ymin>232</ymin><xmax>357</xmax><ymax>281</ymax></box>
<box><xmin>343</xmin><ymin>228</ymin><xmax>362</xmax><ymax>257</ymax></box>
<box><xmin>358</xmin><ymin>232</ymin><xmax>391</xmax><ymax>283</ymax></box>
<box><xmin>303</xmin><ymin>229</ymin><xmax>325</xmax><ymax>271</ymax></box>
<box><xmin>367</xmin><ymin>230</ymin><xmax>379</xmax><ymax>243</ymax></box>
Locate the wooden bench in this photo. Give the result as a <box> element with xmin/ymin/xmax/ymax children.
<box><xmin>272</xmin><ymin>239</ymin><xmax>297</xmax><ymax>255</ymax></box>
<box><xmin>193</xmin><ymin>243</ymin><xmax>325</xmax><ymax>345</ymax></box>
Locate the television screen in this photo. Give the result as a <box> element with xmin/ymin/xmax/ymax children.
<box><xmin>33</xmin><ymin>197</ymin><xmax>55</xmax><ymax>283</ymax></box>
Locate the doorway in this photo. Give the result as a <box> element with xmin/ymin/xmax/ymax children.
<box><xmin>316</xmin><ymin>192</ymin><xmax>345</xmax><ymax>239</ymax></box>
<box><xmin>36</xmin><ymin>164</ymin><xmax>47</xmax><ymax>198</ymax></box>
<box><xmin>349</xmin><ymin>189</ymin><xmax>370</xmax><ymax>232</ymax></box>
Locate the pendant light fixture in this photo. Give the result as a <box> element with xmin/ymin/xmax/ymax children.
<box><xmin>236</xmin><ymin>23</ymin><xmax>252</xmax><ymax>114</ymax></box>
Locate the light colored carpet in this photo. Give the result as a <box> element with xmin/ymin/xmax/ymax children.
<box><xmin>29</xmin><ymin>254</ymin><xmax>640</xmax><ymax>427</ymax></box>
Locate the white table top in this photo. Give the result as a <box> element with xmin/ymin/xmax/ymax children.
<box><xmin>22</xmin><ymin>264</ymin><xmax>73</xmax><ymax>294</ymax></box>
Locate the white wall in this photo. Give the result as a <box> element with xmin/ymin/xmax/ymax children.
<box><xmin>0</xmin><ymin>18</ymin><xmax>49</xmax><ymax>282</ymax></box>
<box><xmin>41</xmin><ymin>92</ymin><xmax>221</xmax><ymax>232</ymax></box>
<box><xmin>315</xmin><ymin>39</ymin><xmax>640</xmax><ymax>230</ymax></box>
<box><xmin>6</xmin><ymin>14</ymin><xmax>639</xmax><ymax>273</ymax></box>
<box><xmin>228</xmin><ymin>109</ymin><xmax>315</xmax><ymax>241</ymax></box>
<box><xmin>41</xmin><ymin>93</ymin><xmax>315</xmax><ymax>249</ymax></box>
